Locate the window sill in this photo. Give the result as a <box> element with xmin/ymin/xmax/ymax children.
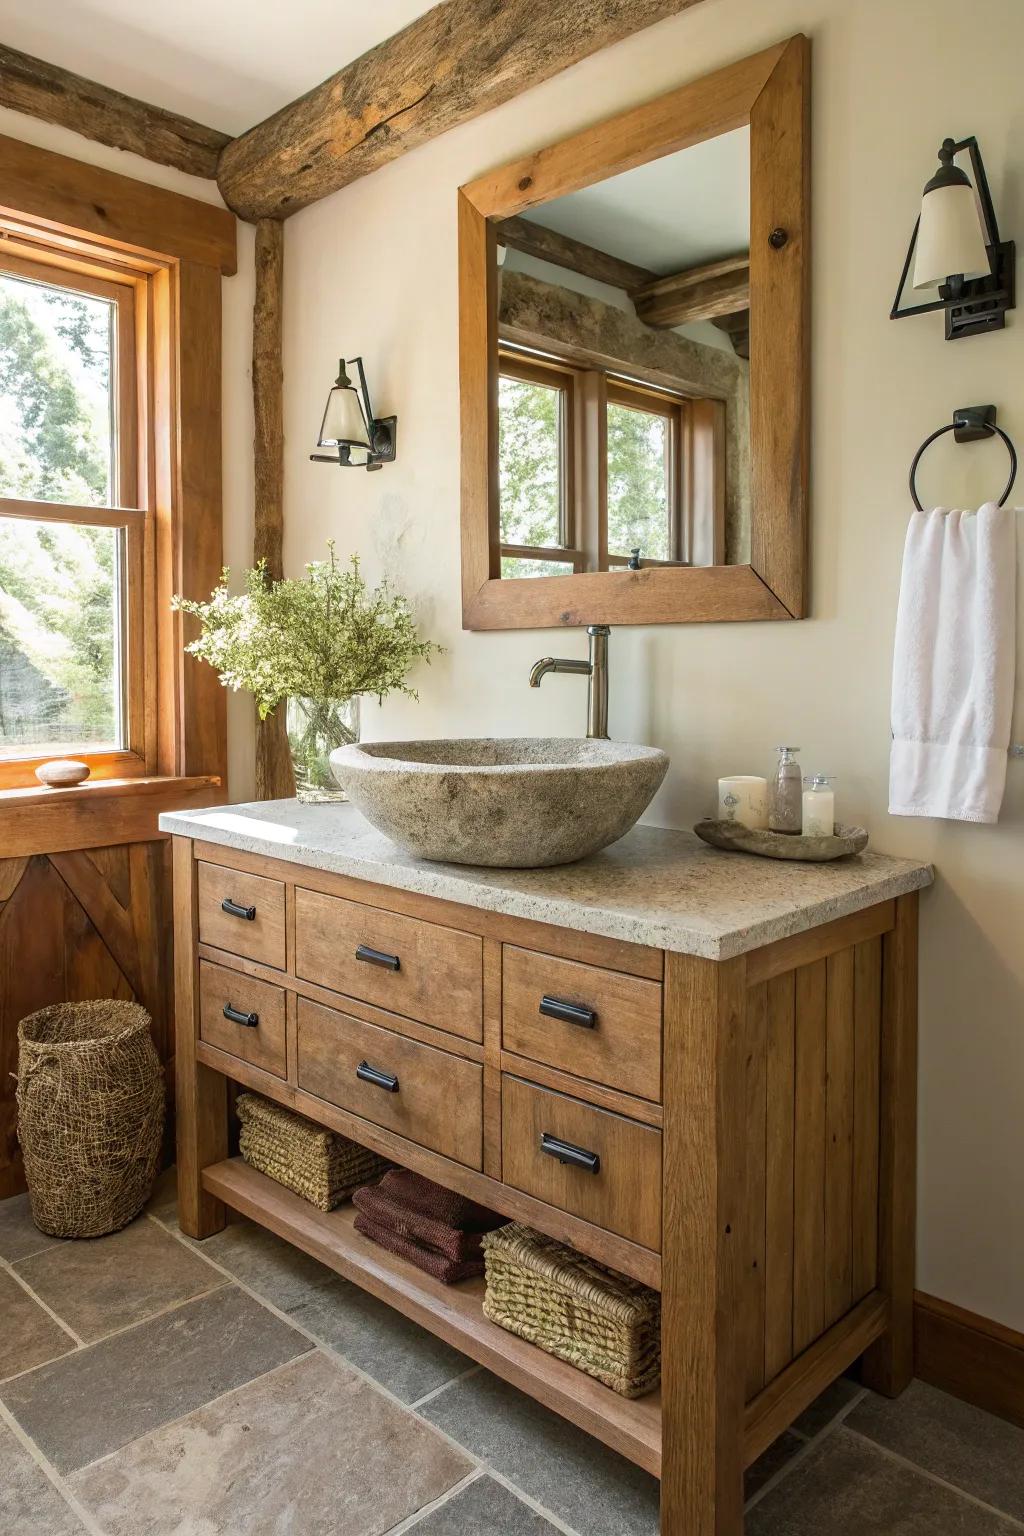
<box><xmin>0</xmin><ymin>775</ymin><xmax>225</xmax><ymax>859</ymax></box>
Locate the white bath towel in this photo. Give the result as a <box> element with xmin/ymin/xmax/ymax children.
<box><xmin>890</xmin><ymin>502</ymin><xmax>1016</xmax><ymax>823</ymax></box>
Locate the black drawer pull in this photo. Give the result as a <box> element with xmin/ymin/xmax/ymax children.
<box><xmin>221</xmin><ymin>897</ymin><xmax>256</xmax><ymax>921</ymax></box>
<box><xmin>356</xmin><ymin>1060</ymin><xmax>400</xmax><ymax>1093</ymax></box>
<box><xmin>223</xmin><ymin>1003</ymin><xmax>259</xmax><ymax>1029</ymax></box>
<box><xmin>539</xmin><ymin>995</ymin><xmax>597</xmax><ymax>1029</ymax></box>
<box><xmin>355</xmin><ymin>944</ymin><xmax>401</xmax><ymax>972</ymax></box>
<box><xmin>541</xmin><ymin>1132</ymin><xmax>600</xmax><ymax>1174</ymax></box>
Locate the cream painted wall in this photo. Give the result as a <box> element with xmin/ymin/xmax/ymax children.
<box><xmin>280</xmin><ymin>0</ymin><xmax>1024</xmax><ymax>1330</ymax></box>
<box><xmin>0</xmin><ymin>106</ymin><xmax>257</xmax><ymax>802</ymax></box>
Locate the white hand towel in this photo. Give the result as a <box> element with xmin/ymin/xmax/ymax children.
<box><xmin>890</xmin><ymin>502</ymin><xmax>1016</xmax><ymax>823</ymax></box>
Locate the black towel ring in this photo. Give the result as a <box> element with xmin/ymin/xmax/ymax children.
<box><xmin>909</xmin><ymin>404</ymin><xmax>1017</xmax><ymax>511</ymax></box>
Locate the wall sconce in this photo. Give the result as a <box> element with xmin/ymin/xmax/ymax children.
<box><xmin>310</xmin><ymin>357</ymin><xmax>397</xmax><ymax>469</ymax></box>
<box><xmin>891</xmin><ymin>137</ymin><xmax>1015</xmax><ymax>341</ymax></box>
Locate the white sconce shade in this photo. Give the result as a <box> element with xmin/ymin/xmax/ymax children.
<box><xmin>319</xmin><ymin>380</ymin><xmax>370</xmax><ymax>447</ymax></box>
<box><xmin>913</xmin><ymin>179</ymin><xmax>990</xmax><ymax>290</ymax></box>
<box><xmin>311</xmin><ymin>355</ymin><xmax>397</xmax><ymax>469</ymax></box>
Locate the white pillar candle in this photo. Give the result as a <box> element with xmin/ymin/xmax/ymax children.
<box><xmin>802</xmin><ymin>776</ymin><xmax>835</xmax><ymax>838</ymax></box>
<box><xmin>718</xmin><ymin>776</ymin><xmax>769</xmax><ymax>830</ymax></box>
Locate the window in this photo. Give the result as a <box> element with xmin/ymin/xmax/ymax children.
<box><xmin>497</xmin><ymin>346</ymin><xmax>722</xmax><ymax>575</ymax></box>
<box><xmin>0</xmin><ymin>250</ymin><xmax>147</xmax><ymax>778</ymax></box>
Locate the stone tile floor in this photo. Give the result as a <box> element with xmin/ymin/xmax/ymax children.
<box><xmin>0</xmin><ymin>1172</ymin><xmax>1021</xmax><ymax>1534</ymax></box>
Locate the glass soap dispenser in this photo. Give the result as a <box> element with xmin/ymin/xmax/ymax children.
<box><xmin>769</xmin><ymin>746</ymin><xmax>802</xmax><ymax>833</ymax></box>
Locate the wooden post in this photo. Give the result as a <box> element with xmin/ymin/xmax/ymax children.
<box><xmin>172</xmin><ymin>836</ymin><xmax>228</xmax><ymax>1237</ymax></box>
<box><xmin>252</xmin><ymin>218</ymin><xmax>295</xmax><ymax>803</ymax></box>
<box><xmin>662</xmin><ymin>950</ymin><xmax>748</xmax><ymax>1534</ymax></box>
<box><xmin>861</xmin><ymin>891</ymin><xmax>918</xmax><ymax>1395</ymax></box>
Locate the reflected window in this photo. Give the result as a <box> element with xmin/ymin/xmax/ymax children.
<box><xmin>498</xmin><ymin>356</ymin><xmax>576</xmax><ymax>578</ymax></box>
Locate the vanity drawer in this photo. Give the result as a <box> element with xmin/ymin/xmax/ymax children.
<box><xmin>502</xmin><ymin>946</ymin><xmax>662</xmax><ymax>1102</ymax></box>
<box><xmin>501</xmin><ymin>1076</ymin><xmax>662</xmax><ymax>1250</ymax></box>
<box><xmin>197</xmin><ymin>862</ymin><xmax>287</xmax><ymax>970</ymax></box>
<box><xmin>198</xmin><ymin>961</ymin><xmax>287</xmax><ymax>1079</ymax></box>
<box><xmin>294</xmin><ymin>888</ymin><xmax>483</xmax><ymax>1043</ymax></box>
<box><xmin>296</xmin><ymin>996</ymin><xmax>484</xmax><ymax>1169</ymax></box>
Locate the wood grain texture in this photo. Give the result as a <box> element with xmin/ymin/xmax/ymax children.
<box><xmin>764</xmin><ymin>970</ymin><xmax>796</xmax><ymax>1381</ymax></box>
<box><xmin>204</xmin><ymin>1156</ymin><xmax>663</xmax><ymax>1474</ymax></box>
<box><xmin>197</xmin><ymin>861</ymin><xmax>287</xmax><ymax>970</ymax></box>
<box><xmin>742</xmin><ymin>981</ymin><xmax>768</xmax><ymax>1399</ymax></box>
<box><xmin>0</xmin><ymin>776</ymin><xmax>222</xmax><ymax>858</ymax></box>
<box><xmin>297</xmin><ymin>997</ymin><xmax>483</xmax><ymax>1169</ymax></box>
<box><xmin>217</xmin><ymin>0</ymin><xmax>711</xmax><ymax>220</ymax></box>
<box><xmin>501</xmin><ymin>1074</ymin><xmax>661</xmax><ymax>1250</ymax></box>
<box><xmin>793</xmin><ymin>958</ymin><xmax>827</xmax><ymax>1353</ymax></box>
<box><xmin>482</xmin><ymin>936</ymin><xmax>503</xmax><ymax>1180</ymax></box>
<box><xmin>661</xmin><ymin>950</ymin><xmax>747</xmax><ymax>1534</ymax></box>
<box><xmin>502</xmin><ymin>945</ymin><xmax>662</xmax><ymax>1102</ymax></box>
<box><xmin>0</xmin><ymin>131</ymin><xmax>236</xmax><ymax>273</ymax></box>
<box><xmin>499</xmin><ymin>1052</ymin><xmax>663</xmax><ymax>1127</ymax></box>
<box><xmin>824</xmin><ymin>947</ymin><xmax>855</xmax><ymax>1327</ymax></box>
<box><xmin>862</xmin><ymin>892</ymin><xmax>918</xmax><ymax>1396</ymax></box>
<box><xmin>0</xmin><ymin>43</ymin><xmax>231</xmax><ymax>179</ymax></box>
<box><xmin>915</xmin><ymin>1291</ymin><xmax>1024</xmax><ymax>1432</ymax></box>
<box><xmin>294</xmin><ymin>887</ymin><xmax>484</xmax><ymax>1043</ymax></box>
<box><xmin>746</xmin><ymin>901</ymin><xmax>895</xmax><ymax>986</ymax></box>
<box><xmin>199</xmin><ymin>960</ymin><xmax>287</xmax><ymax>1079</ymax></box>
<box><xmin>852</xmin><ymin>937</ymin><xmax>882</xmax><ymax>1300</ymax></box>
<box><xmin>632</xmin><ymin>254</ymin><xmax>750</xmax><ymax>328</ymax></box>
<box><xmin>496</xmin><ymin>214</ymin><xmax>656</xmax><ymax>292</ymax></box>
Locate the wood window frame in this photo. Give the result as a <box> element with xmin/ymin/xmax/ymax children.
<box><xmin>459</xmin><ymin>35</ymin><xmax>810</xmax><ymax>630</ymax></box>
<box><xmin>0</xmin><ymin>131</ymin><xmax>236</xmax><ymax>852</ymax></box>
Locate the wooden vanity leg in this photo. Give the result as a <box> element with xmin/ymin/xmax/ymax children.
<box><xmin>861</xmin><ymin>892</ymin><xmax>918</xmax><ymax>1396</ymax></box>
<box><xmin>662</xmin><ymin>951</ymin><xmax>748</xmax><ymax>1535</ymax></box>
<box><xmin>172</xmin><ymin>836</ymin><xmax>228</xmax><ymax>1238</ymax></box>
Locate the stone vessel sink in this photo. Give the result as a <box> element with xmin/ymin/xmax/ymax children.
<box><xmin>330</xmin><ymin>737</ymin><xmax>669</xmax><ymax>868</ymax></box>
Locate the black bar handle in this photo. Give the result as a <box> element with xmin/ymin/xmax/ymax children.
<box><xmin>221</xmin><ymin>897</ymin><xmax>256</xmax><ymax>921</ymax></box>
<box><xmin>356</xmin><ymin>1060</ymin><xmax>400</xmax><ymax>1093</ymax></box>
<box><xmin>223</xmin><ymin>1003</ymin><xmax>259</xmax><ymax>1029</ymax></box>
<box><xmin>355</xmin><ymin>944</ymin><xmax>400</xmax><ymax>972</ymax></box>
<box><xmin>540</xmin><ymin>1132</ymin><xmax>600</xmax><ymax>1174</ymax></box>
<box><xmin>539</xmin><ymin>995</ymin><xmax>597</xmax><ymax>1029</ymax></box>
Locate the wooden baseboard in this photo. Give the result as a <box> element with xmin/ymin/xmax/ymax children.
<box><xmin>914</xmin><ymin>1290</ymin><xmax>1024</xmax><ymax>1429</ymax></box>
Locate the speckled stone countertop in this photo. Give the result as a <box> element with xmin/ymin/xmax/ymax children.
<box><xmin>160</xmin><ymin>800</ymin><xmax>932</xmax><ymax>961</ymax></box>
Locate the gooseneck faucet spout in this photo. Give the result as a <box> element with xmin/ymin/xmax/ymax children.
<box><xmin>529</xmin><ymin>625</ymin><xmax>610</xmax><ymax>739</ymax></box>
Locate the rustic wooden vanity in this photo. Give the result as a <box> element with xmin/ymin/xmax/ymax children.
<box><xmin>163</xmin><ymin>802</ymin><xmax>931</xmax><ymax>1535</ymax></box>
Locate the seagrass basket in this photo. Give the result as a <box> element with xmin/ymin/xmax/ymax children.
<box><xmin>17</xmin><ymin>1000</ymin><xmax>164</xmax><ymax>1239</ymax></box>
<box><xmin>237</xmin><ymin>1094</ymin><xmax>390</xmax><ymax>1210</ymax></box>
<box><xmin>482</xmin><ymin>1222</ymin><xmax>661</xmax><ymax>1398</ymax></box>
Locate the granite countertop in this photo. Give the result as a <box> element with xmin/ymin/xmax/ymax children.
<box><xmin>160</xmin><ymin>800</ymin><xmax>932</xmax><ymax>961</ymax></box>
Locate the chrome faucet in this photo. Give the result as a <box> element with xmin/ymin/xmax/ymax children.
<box><xmin>529</xmin><ymin>625</ymin><xmax>610</xmax><ymax>739</ymax></box>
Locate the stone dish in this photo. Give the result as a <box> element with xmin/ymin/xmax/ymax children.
<box><xmin>330</xmin><ymin>738</ymin><xmax>669</xmax><ymax>868</ymax></box>
<box><xmin>693</xmin><ymin>819</ymin><xmax>869</xmax><ymax>862</ymax></box>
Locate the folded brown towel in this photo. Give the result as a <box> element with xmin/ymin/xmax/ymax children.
<box><xmin>352</xmin><ymin>1170</ymin><xmax>504</xmax><ymax>1263</ymax></box>
<box><xmin>352</xmin><ymin>1185</ymin><xmax>492</xmax><ymax>1263</ymax></box>
<box><xmin>354</xmin><ymin>1212</ymin><xmax>486</xmax><ymax>1284</ymax></box>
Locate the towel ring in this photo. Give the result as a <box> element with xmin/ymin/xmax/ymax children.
<box><xmin>909</xmin><ymin>404</ymin><xmax>1017</xmax><ymax>511</ymax></box>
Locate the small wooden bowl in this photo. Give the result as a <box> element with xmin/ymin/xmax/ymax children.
<box><xmin>35</xmin><ymin>759</ymin><xmax>91</xmax><ymax>789</ymax></box>
<box><xmin>694</xmin><ymin>819</ymin><xmax>868</xmax><ymax>862</ymax></box>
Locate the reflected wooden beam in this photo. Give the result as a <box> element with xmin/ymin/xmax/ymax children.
<box><xmin>711</xmin><ymin>309</ymin><xmax>750</xmax><ymax>360</ymax></box>
<box><xmin>0</xmin><ymin>43</ymin><xmax>231</xmax><ymax>179</ymax></box>
<box><xmin>496</xmin><ymin>215</ymin><xmax>657</xmax><ymax>293</ymax></box>
<box><xmin>217</xmin><ymin>0</ymin><xmax>712</xmax><ymax>221</ymax></box>
<box><xmin>632</xmin><ymin>253</ymin><xmax>750</xmax><ymax>328</ymax></box>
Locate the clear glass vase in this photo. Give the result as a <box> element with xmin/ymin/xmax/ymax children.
<box><xmin>285</xmin><ymin>695</ymin><xmax>360</xmax><ymax>804</ymax></box>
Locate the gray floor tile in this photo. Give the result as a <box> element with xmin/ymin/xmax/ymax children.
<box><xmin>793</xmin><ymin>1375</ymin><xmax>863</xmax><ymax>1438</ymax></box>
<box><xmin>745</xmin><ymin>1430</ymin><xmax>803</xmax><ymax>1500</ymax></box>
<box><xmin>70</xmin><ymin>1350</ymin><xmax>471</xmax><ymax>1536</ymax></box>
<box><xmin>0</xmin><ymin>1283</ymin><xmax>311</xmax><ymax>1473</ymax></box>
<box><xmin>291</xmin><ymin>1274</ymin><xmax>471</xmax><ymax>1403</ymax></box>
<box><xmin>186</xmin><ymin>1212</ymin><xmax>339</xmax><ymax>1311</ymax></box>
<box><xmin>0</xmin><ymin>1422</ymin><xmax>87</xmax><ymax>1535</ymax></box>
<box><xmin>411</xmin><ymin>1475</ymin><xmax>560</xmax><ymax>1533</ymax></box>
<box><xmin>848</xmin><ymin>1380</ymin><xmax>1024</xmax><ymax>1521</ymax></box>
<box><xmin>14</xmin><ymin>1217</ymin><xmax>223</xmax><ymax>1342</ymax></box>
<box><xmin>0</xmin><ymin>1270</ymin><xmax>75</xmax><ymax>1381</ymax></box>
<box><xmin>747</xmin><ymin>1426</ymin><xmax>1020</xmax><ymax>1535</ymax></box>
<box><xmin>0</xmin><ymin>1193</ymin><xmax>62</xmax><ymax>1262</ymax></box>
<box><xmin>421</xmin><ymin>1369</ymin><xmax>659</xmax><ymax>1536</ymax></box>
<box><xmin>144</xmin><ymin>1167</ymin><xmax>178</xmax><ymax>1223</ymax></box>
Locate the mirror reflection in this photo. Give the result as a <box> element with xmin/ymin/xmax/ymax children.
<box><xmin>494</xmin><ymin>126</ymin><xmax>751</xmax><ymax>577</ymax></box>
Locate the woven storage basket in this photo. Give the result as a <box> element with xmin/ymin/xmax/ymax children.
<box><xmin>237</xmin><ymin>1094</ymin><xmax>390</xmax><ymax>1210</ymax></box>
<box><xmin>17</xmin><ymin>1000</ymin><xmax>164</xmax><ymax>1239</ymax></box>
<box><xmin>482</xmin><ymin>1223</ymin><xmax>661</xmax><ymax>1398</ymax></box>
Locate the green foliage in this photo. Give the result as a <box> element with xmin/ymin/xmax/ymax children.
<box><xmin>606</xmin><ymin>403</ymin><xmax>670</xmax><ymax>561</ymax></box>
<box><xmin>173</xmin><ymin>546</ymin><xmax>442</xmax><ymax>719</ymax></box>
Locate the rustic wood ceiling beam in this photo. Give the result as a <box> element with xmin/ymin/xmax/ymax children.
<box><xmin>496</xmin><ymin>214</ymin><xmax>657</xmax><ymax>293</ymax></box>
<box><xmin>0</xmin><ymin>44</ymin><xmax>232</xmax><ymax>180</ymax></box>
<box><xmin>711</xmin><ymin>309</ymin><xmax>750</xmax><ymax>359</ymax></box>
<box><xmin>216</xmin><ymin>0</ymin><xmax>710</xmax><ymax>221</ymax></box>
<box><xmin>631</xmin><ymin>253</ymin><xmax>750</xmax><ymax>327</ymax></box>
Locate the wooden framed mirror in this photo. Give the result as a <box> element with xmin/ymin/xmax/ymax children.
<box><xmin>458</xmin><ymin>35</ymin><xmax>810</xmax><ymax>630</ymax></box>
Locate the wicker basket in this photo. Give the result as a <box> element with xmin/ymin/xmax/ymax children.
<box><xmin>237</xmin><ymin>1094</ymin><xmax>390</xmax><ymax>1210</ymax></box>
<box><xmin>482</xmin><ymin>1223</ymin><xmax>661</xmax><ymax>1398</ymax></box>
<box><xmin>17</xmin><ymin>1000</ymin><xmax>164</xmax><ymax>1239</ymax></box>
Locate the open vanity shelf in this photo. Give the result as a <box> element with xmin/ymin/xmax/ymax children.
<box><xmin>203</xmin><ymin>1155</ymin><xmax>662</xmax><ymax>1473</ymax></box>
<box><xmin>165</xmin><ymin>802</ymin><xmax>931</xmax><ymax>1533</ymax></box>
